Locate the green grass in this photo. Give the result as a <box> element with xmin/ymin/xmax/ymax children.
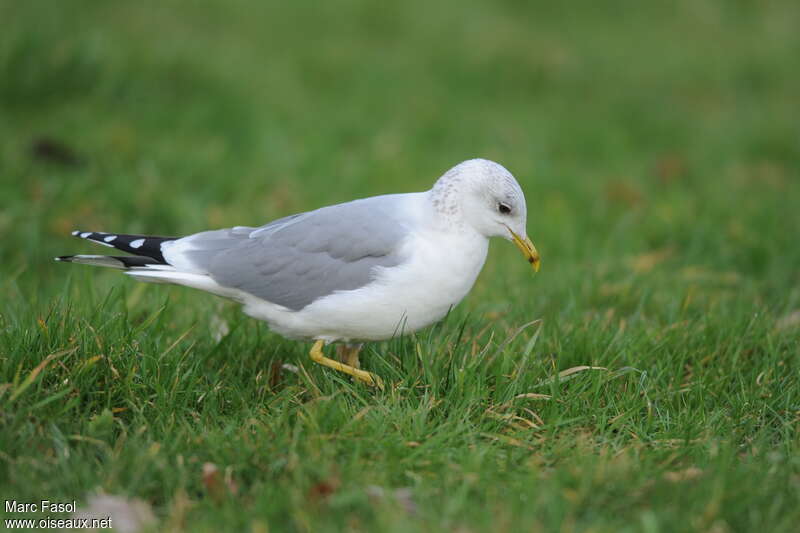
<box><xmin>2</xmin><ymin>0</ymin><xmax>799</xmax><ymax>531</ymax></box>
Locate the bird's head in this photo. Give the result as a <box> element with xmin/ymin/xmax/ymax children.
<box><xmin>432</xmin><ymin>159</ymin><xmax>540</xmax><ymax>272</ymax></box>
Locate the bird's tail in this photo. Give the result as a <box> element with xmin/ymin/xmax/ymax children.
<box><xmin>56</xmin><ymin>230</ymin><xmax>249</xmax><ymax>298</ymax></box>
<box><xmin>55</xmin><ymin>231</ymin><xmax>179</xmax><ymax>270</ymax></box>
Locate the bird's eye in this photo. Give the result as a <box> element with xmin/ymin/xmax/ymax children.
<box><xmin>498</xmin><ymin>202</ymin><xmax>512</xmax><ymax>215</ymax></box>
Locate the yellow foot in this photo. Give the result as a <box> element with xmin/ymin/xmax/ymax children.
<box><xmin>310</xmin><ymin>340</ymin><xmax>383</xmax><ymax>389</ymax></box>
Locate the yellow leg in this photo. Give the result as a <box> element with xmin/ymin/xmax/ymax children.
<box><xmin>336</xmin><ymin>344</ymin><xmax>362</xmax><ymax>369</ymax></box>
<box><xmin>310</xmin><ymin>340</ymin><xmax>382</xmax><ymax>389</ymax></box>
<box><xmin>345</xmin><ymin>345</ymin><xmax>361</xmax><ymax>369</ymax></box>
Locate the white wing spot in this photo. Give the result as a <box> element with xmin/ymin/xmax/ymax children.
<box><xmin>104</xmin><ymin>235</ymin><xmax>117</xmax><ymax>242</ymax></box>
<box><xmin>80</xmin><ymin>232</ymin><xmax>92</xmax><ymax>238</ymax></box>
<box><xmin>129</xmin><ymin>239</ymin><xmax>145</xmax><ymax>249</ymax></box>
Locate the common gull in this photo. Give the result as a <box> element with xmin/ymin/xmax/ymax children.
<box><xmin>56</xmin><ymin>159</ymin><xmax>540</xmax><ymax>387</ymax></box>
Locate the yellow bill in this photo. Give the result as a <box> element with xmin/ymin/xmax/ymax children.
<box><xmin>509</xmin><ymin>230</ymin><xmax>541</xmax><ymax>272</ymax></box>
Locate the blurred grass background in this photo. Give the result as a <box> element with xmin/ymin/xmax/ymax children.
<box><xmin>1</xmin><ymin>0</ymin><xmax>799</xmax><ymax>531</ymax></box>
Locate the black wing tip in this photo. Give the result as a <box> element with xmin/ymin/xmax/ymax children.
<box><xmin>67</xmin><ymin>230</ymin><xmax>176</xmax><ymax>264</ymax></box>
<box><xmin>55</xmin><ymin>255</ymin><xmax>73</xmax><ymax>262</ymax></box>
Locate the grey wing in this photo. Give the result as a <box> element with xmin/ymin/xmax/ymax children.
<box><xmin>165</xmin><ymin>196</ymin><xmax>410</xmax><ymax>311</ymax></box>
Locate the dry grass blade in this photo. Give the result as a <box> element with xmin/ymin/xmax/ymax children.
<box><xmin>531</xmin><ymin>365</ymin><xmax>608</xmax><ymax>389</ymax></box>
<box><xmin>7</xmin><ymin>346</ymin><xmax>78</xmax><ymax>404</ymax></box>
<box><xmin>480</xmin><ymin>432</ymin><xmax>536</xmax><ymax>450</ymax></box>
<box><xmin>159</xmin><ymin>326</ymin><xmax>197</xmax><ymax>361</ymax></box>
<box><xmin>663</xmin><ymin>467</ymin><xmax>703</xmax><ymax>482</ymax></box>
<box><xmin>559</xmin><ymin>365</ymin><xmax>607</xmax><ymax>378</ymax></box>
<box><xmin>514</xmin><ymin>393</ymin><xmax>552</xmax><ymax>400</ymax></box>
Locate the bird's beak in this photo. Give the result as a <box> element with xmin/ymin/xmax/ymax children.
<box><xmin>509</xmin><ymin>229</ymin><xmax>540</xmax><ymax>272</ymax></box>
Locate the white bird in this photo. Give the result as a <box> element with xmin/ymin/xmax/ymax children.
<box><xmin>56</xmin><ymin>159</ymin><xmax>540</xmax><ymax>388</ymax></box>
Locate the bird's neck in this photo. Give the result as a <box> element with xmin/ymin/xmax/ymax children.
<box><xmin>428</xmin><ymin>171</ymin><xmax>468</xmax><ymax>231</ymax></box>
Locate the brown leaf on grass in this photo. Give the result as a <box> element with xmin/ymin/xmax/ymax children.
<box><xmin>202</xmin><ymin>463</ymin><xmax>222</xmax><ymax>501</ymax></box>
<box><xmin>663</xmin><ymin>466</ymin><xmax>703</xmax><ymax>482</ymax></box>
<box><xmin>655</xmin><ymin>154</ymin><xmax>687</xmax><ymax>184</ymax></box>
<box><xmin>202</xmin><ymin>462</ymin><xmax>238</xmax><ymax>503</ymax></box>
<box><xmin>31</xmin><ymin>137</ymin><xmax>83</xmax><ymax>167</ymax></box>
<box><xmin>605</xmin><ymin>180</ymin><xmax>644</xmax><ymax>207</ymax></box>
<box><xmin>72</xmin><ymin>494</ymin><xmax>156</xmax><ymax>533</ymax></box>
<box><xmin>628</xmin><ymin>248</ymin><xmax>674</xmax><ymax>274</ymax></box>
<box><xmin>308</xmin><ymin>477</ymin><xmax>341</xmax><ymax>502</ymax></box>
<box><xmin>775</xmin><ymin>310</ymin><xmax>800</xmax><ymax>331</ymax></box>
<box><xmin>269</xmin><ymin>361</ymin><xmax>284</xmax><ymax>388</ymax></box>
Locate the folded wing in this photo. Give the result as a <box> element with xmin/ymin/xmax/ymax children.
<box><xmin>162</xmin><ymin>195</ymin><xmax>411</xmax><ymax>311</ymax></box>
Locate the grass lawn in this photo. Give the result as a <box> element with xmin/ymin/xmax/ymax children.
<box><xmin>2</xmin><ymin>1</ymin><xmax>799</xmax><ymax>531</ymax></box>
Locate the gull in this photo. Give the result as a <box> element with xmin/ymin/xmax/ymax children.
<box><xmin>56</xmin><ymin>159</ymin><xmax>540</xmax><ymax>388</ymax></box>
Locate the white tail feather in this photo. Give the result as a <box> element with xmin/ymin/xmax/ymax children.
<box><xmin>55</xmin><ymin>255</ymin><xmax>128</xmax><ymax>269</ymax></box>
<box><xmin>125</xmin><ymin>270</ymin><xmax>243</xmax><ymax>300</ymax></box>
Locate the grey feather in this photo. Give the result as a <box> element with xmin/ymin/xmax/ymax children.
<box><xmin>166</xmin><ymin>195</ymin><xmax>411</xmax><ymax>310</ymax></box>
